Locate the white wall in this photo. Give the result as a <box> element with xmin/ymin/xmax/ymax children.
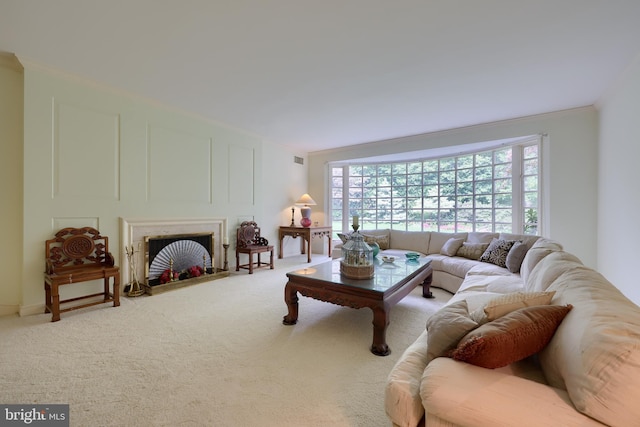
<box><xmin>309</xmin><ymin>107</ymin><xmax>599</xmax><ymax>269</ymax></box>
<box><xmin>260</xmin><ymin>140</ymin><xmax>311</xmax><ymax>257</ymax></box>
<box><xmin>597</xmin><ymin>54</ymin><xmax>640</xmax><ymax>305</ymax></box>
<box><xmin>0</xmin><ymin>54</ymin><xmax>23</xmax><ymax>315</ymax></box>
<box><xmin>18</xmin><ymin>60</ymin><xmax>307</xmax><ymax>314</ymax></box>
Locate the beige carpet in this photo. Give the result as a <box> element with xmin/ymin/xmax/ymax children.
<box><xmin>0</xmin><ymin>255</ymin><xmax>450</xmax><ymax>426</ymax></box>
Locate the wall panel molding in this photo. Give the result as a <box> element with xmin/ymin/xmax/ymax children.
<box><xmin>146</xmin><ymin>124</ymin><xmax>213</xmax><ymax>203</ymax></box>
<box><xmin>52</xmin><ymin>100</ymin><xmax>120</xmax><ymax>200</ymax></box>
<box><xmin>228</xmin><ymin>146</ymin><xmax>254</xmax><ymax>204</ymax></box>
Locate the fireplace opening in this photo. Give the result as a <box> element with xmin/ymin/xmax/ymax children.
<box><xmin>146</xmin><ymin>233</ymin><xmax>215</xmax><ymax>286</ymax></box>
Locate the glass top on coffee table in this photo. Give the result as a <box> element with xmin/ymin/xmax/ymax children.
<box><xmin>287</xmin><ymin>257</ymin><xmax>432</xmax><ymax>293</ymax></box>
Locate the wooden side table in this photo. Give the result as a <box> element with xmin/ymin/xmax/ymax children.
<box><xmin>278</xmin><ymin>226</ymin><xmax>332</xmax><ymax>263</ymax></box>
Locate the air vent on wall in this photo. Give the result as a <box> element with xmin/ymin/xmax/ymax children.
<box><xmin>294</xmin><ymin>156</ymin><xmax>304</xmax><ymax>165</ymax></box>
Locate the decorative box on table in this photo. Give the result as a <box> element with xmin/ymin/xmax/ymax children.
<box><xmin>340</xmin><ymin>230</ymin><xmax>374</xmax><ymax>279</ymax></box>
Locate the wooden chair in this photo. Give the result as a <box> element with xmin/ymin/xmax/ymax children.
<box><xmin>236</xmin><ymin>221</ymin><xmax>274</xmax><ymax>274</ymax></box>
<box><xmin>44</xmin><ymin>227</ymin><xmax>120</xmax><ymax>322</ymax></box>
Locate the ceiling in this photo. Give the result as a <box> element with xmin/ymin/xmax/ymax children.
<box><xmin>2</xmin><ymin>1</ymin><xmax>640</xmax><ymax>153</ymax></box>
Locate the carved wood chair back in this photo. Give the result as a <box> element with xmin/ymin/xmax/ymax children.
<box><xmin>236</xmin><ymin>221</ymin><xmax>269</xmax><ymax>248</ymax></box>
<box><xmin>45</xmin><ymin>227</ymin><xmax>115</xmax><ymax>274</ymax></box>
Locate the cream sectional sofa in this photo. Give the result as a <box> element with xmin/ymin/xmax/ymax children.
<box><xmin>333</xmin><ymin>230</ymin><xmax>540</xmax><ymax>294</ymax></box>
<box><xmin>383</xmin><ymin>237</ymin><xmax>640</xmax><ymax>427</ymax></box>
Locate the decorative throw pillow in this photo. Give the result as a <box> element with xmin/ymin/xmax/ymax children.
<box><xmin>425</xmin><ymin>300</ymin><xmax>479</xmax><ymax>365</ymax></box>
<box><xmin>483</xmin><ymin>291</ymin><xmax>556</xmax><ymax>321</ymax></box>
<box><xmin>479</xmin><ymin>239</ymin><xmax>516</xmax><ymax>267</ymax></box>
<box><xmin>506</xmin><ymin>241</ymin><xmax>528</xmax><ymax>273</ymax></box>
<box><xmin>362</xmin><ymin>234</ymin><xmax>390</xmax><ymax>250</ymax></box>
<box><xmin>456</xmin><ymin>242</ymin><xmax>490</xmax><ymax>260</ymax></box>
<box><xmin>440</xmin><ymin>238</ymin><xmax>465</xmax><ymax>256</ymax></box>
<box><xmin>451</xmin><ymin>304</ymin><xmax>573</xmax><ymax>369</ymax></box>
<box><xmin>337</xmin><ymin>233</ymin><xmax>351</xmax><ymax>244</ymax></box>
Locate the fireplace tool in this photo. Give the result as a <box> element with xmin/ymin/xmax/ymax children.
<box><xmin>125</xmin><ymin>244</ymin><xmax>145</xmax><ymax>297</ymax></box>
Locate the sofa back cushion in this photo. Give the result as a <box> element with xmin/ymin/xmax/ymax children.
<box><xmin>520</xmin><ymin>238</ymin><xmax>563</xmax><ymax>285</ymax></box>
<box><xmin>428</xmin><ymin>232</ymin><xmax>468</xmax><ymax>255</ymax></box>
<box><xmin>455</xmin><ymin>242</ymin><xmax>489</xmax><ymax>260</ymax></box>
<box><xmin>389</xmin><ymin>229</ymin><xmax>430</xmax><ymax>254</ymax></box>
<box><xmin>524</xmin><ymin>251</ymin><xmax>583</xmax><ymax>292</ymax></box>
<box><xmin>358</xmin><ymin>229</ymin><xmax>391</xmax><ymax>250</ymax></box>
<box><xmin>466</xmin><ymin>232</ymin><xmax>498</xmax><ymax>244</ymax></box>
<box><xmin>539</xmin><ymin>267</ymin><xmax>640</xmax><ymax>426</ymax></box>
<box><xmin>498</xmin><ymin>233</ymin><xmax>540</xmax><ymax>250</ymax></box>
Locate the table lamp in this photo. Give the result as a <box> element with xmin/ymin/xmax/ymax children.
<box><xmin>295</xmin><ymin>193</ymin><xmax>317</xmax><ymax>227</ymax></box>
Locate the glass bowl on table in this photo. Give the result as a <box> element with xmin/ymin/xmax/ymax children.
<box><xmin>405</xmin><ymin>252</ymin><xmax>420</xmax><ymax>263</ymax></box>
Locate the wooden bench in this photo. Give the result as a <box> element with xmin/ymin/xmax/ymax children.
<box><xmin>44</xmin><ymin>227</ymin><xmax>120</xmax><ymax>322</ymax></box>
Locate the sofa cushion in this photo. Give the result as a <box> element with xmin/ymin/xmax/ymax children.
<box><xmin>481</xmin><ymin>291</ymin><xmax>556</xmax><ymax>321</ymax></box>
<box><xmin>420</xmin><ymin>358</ymin><xmax>598</xmax><ymax>427</ymax></box>
<box><xmin>479</xmin><ymin>239</ymin><xmax>516</xmax><ymax>267</ymax></box>
<box><xmin>389</xmin><ymin>229</ymin><xmax>431</xmax><ymax>254</ymax></box>
<box><xmin>361</xmin><ymin>233</ymin><xmax>390</xmax><ymax>250</ymax></box>
<box><xmin>439</xmin><ymin>256</ymin><xmax>481</xmax><ymax>279</ymax></box>
<box><xmin>466</xmin><ymin>232</ymin><xmax>499</xmax><ymax>244</ymax></box>
<box><xmin>428</xmin><ymin>232</ymin><xmax>468</xmax><ymax>255</ymax></box>
<box><xmin>466</xmin><ymin>261</ymin><xmax>516</xmax><ymax>277</ymax></box>
<box><xmin>524</xmin><ymin>251</ymin><xmax>583</xmax><ymax>292</ymax></box>
<box><xmin>455</xmin><ymin>242</ymin><xmax>489</xmax><ymax>260</ymax></box>
<box><xmin>448</xmin><ymin>290</ymin><xmax>505</xmax><ymax>313</ymax></box>
<box><xmin>539</xmin><ymin>266</ymin><xmax>640</xmax><ymax>426</ymax></box>
<box><xmin>431</xmin><ymin>270</ymin><xmax>466</xmax><ymax>294</ymax></box>
<box><xmin>505</xmin><ymin>241</ymin><xmax>528</xmax><ymax>273</ymax></box>
<box><xmin>456</xmin><ymin>274</ymin><xmax>524</xmax><ymax>296</ymax></box>
<box><xmin>440</xmin><ymin>238</ymin><xmax>465</xmax><ymax>256</ymax></box>
<box><xmin>498</xmin><ymin>233</ymin><xmax>540</xmax><ymax>250</ymax></box>
<box><xmin>425</xmin><ymin>300</ymin><xmax>479</xmax><ymax>365</ymax></box>
<box><xmin>452</xmin><ymin>304</ymin><xmax>573</xmax><ymax>369</ymax></box>
<box><xmin>520</xmin><ymin>238</ymin><xmax>563</xmax><ymax>285</ymax></box>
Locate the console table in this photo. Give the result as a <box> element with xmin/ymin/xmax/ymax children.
<box><xmin>278</xmin><ymin>226</ymin><xmax>332</xmax><ymax>263</ymax></box>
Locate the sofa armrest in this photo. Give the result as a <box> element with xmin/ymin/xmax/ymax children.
<box><xmin>385</xmin><ymin>330</ymin><xmax>429</xmax><ymax>427</ymax></box>
<box><xmin>421</xmin><ymin>358</ymin><xmax>604</xmax><ymax>426</ymax></box>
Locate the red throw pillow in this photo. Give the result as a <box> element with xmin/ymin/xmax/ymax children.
<box><xmin>451</xmin><ymin>304</ymin><xmax>573</xmax><ymax>369</ymax></box>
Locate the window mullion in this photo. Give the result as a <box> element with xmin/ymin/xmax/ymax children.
<box><xmin>512</xmin><ymin>145</ymin><xmax>524</xmax><ymax>233</ymax></box>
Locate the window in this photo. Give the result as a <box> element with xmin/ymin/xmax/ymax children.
<box><xmin>330</xmin><ymin>137</ymin><xmax>540</xmax><ymax>235</ymax></box>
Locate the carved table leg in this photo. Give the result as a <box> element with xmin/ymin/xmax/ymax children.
<box><xmin>370</xmin><ymin>304</ymin><xmax>391</xmax><ymax>356</ymax></box>
<box><xmin>422</xmin><ymin>272</ymin><xmax>434</xmax><ymax>299</ymax></box>
<box><xmin>282</xmin><ymin>283</ymin><xmax>299</xmax><ymax>325</ymax></box>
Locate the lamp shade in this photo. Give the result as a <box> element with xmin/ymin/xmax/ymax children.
<box><xmin>295</xmin><ymin>193</ymin><xmax>317</xmax><ymax>206</ymax></box>
<box><xmin>295</xmin><ymin>194</ymin><xmax>316</xmax><ymax>227</ymax></box>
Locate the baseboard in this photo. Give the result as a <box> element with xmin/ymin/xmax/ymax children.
<box><xmin>0</xmin><ymin>304</ymin><xmax>19</xmax><ymax>317</ymax></box>
<box><xmin>19</xmin><ymin>303</ymin><xmax>45</xmax><ymax>317</ymax></box>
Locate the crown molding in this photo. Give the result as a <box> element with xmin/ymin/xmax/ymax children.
<box><xmin>0</xmin><ymin>51</ymin><xmax>23</xmax><ymax>73</ymax></box>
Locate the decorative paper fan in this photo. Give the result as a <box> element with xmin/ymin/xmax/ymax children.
<box><xmin>149</xmin><ymin>240</ymin><xmax>211</xmax><ymax>280</ymax></box>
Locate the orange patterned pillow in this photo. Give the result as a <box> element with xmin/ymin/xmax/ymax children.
<box><xmin>451</xmin><ymin>304</ymin><xmax>573</xmax><ymax>369</ymax></box>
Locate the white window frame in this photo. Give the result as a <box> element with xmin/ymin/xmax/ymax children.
<box><xmin>328</xmin><ymin>135</ymin><xmax>542</xmax><ymax>235</ymax></box>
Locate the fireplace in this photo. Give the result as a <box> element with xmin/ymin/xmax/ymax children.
<box><xmin>146</xmin><ymin>233</ymin><xmax>215</xmax><ymax>286</ymax></box>
<box><xmin>120</xmin><ymin>217</ymin><xmax>230</xmax><ymax>295</ymax></box>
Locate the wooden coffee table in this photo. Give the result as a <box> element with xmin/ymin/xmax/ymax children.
<box><xmin>283</xmin><ymin>258</ymin><xmax>433</xmax><ymax>356</ymax></box>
